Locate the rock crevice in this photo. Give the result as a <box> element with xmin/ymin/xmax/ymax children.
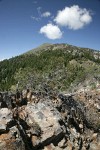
<box><xmin>0</xmin><ymin>90</ymin><xmax>100</xmax><ymax>150</ymax></box>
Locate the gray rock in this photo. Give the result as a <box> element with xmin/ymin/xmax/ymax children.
<box><xmin>18</xmin><ymin>100</ymin><xmax>65</xmax><ymax>147</ymax></box>
<box><xmin>0</xmin><ymin>126</ymin><xmax>25</xmax><ymax>150</ymax></box>
<box><xmin>89</xmin><ymin>142</ymin><xmax>100</xmax><ymax>150</ymax></box>
<box><xmin>0</xmin><ymin>108</ymin><xmax>14</xmax><ymax>133</ymax></box>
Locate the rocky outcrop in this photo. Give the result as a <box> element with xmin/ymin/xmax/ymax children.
<box><xmin>0</xmin><ymin>107</ymin><xmax>25</xmax><ymax>150</ymax></box>
<box><xmin>0</xmin><ymin>89</ymin><xmax>100</xmax><ymax>150</ymax></box>
<box><xmin>18</xmin><ymin>100</ymin><xmax>65</xmax><ymax>149</ymax></box>
<box><xmin>0</xmin><ymin>108</ymin><xmax>13</xmax><ymax>133</ymax></box>
<box><xmin>0</xmin><ymin>126</ymin><xmax>25</xmax><ymax>150</ymax></box>
<box><xmin>73</xmin><ymin>90</ymin><xmax>100</xmax><ymax>131</ymax></box>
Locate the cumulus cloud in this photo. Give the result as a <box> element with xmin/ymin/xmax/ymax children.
<box><xmin>54</xmin><ymin>5</ymin><xmax>92</xmax><ymax>30</ymax></box>
<box><xmin>42</xmin><ymin>12</ymin><xmax>51</xmax><ymax>17</ymax></box>
<box><xmin>40</xmin><ymin>23</ymin><xmax>63</xmax><ymax>40</ymax></box>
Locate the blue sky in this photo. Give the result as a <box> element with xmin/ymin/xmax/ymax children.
<box><xmin>0</xmin><ymin>0</ymin><xmax>100</xmax><ymax>60</ymax></box>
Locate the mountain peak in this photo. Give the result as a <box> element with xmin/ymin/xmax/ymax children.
<box><xmin>25</xmin><ymin>43</ymin><xmax>52</xmax><ymax>55</ymax></box>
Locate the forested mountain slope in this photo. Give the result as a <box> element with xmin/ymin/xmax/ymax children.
<box><xmin>0</xmin><ymin>43</ymin><xmax>100</xmax><ymax>92</ymax></box>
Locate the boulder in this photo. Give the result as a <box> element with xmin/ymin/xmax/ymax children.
<box><xmin>0</xmin><ymin>108</ymin><xmax>15</xmax><ymax>133</ymax></box>
<box><xmin>18</xmin><ymin>100</ymin><xmax>65</xmax><ymax>148</ymax></box>
<box><xmin>0</xmin><ymin>126</ymin><xmax>25</xmax><ymax>150</ymax></box>
<box><xmin>89</xmin><ymin>142</ymin><xmax>100</xmax><ymax>150</ymax></box>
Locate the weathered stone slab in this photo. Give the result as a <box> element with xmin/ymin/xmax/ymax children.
<box><xmin>0</xmin><ymin>108</ymin><xmax>14</xmax><ymax>133</ymax></box>
<box><xmin>0</xmin><ymin>126</ymin><xmax>25</xmax><ymax>150</ymax></box>
<box><xmin>18</xmin><ymin>100</ymin><xmax>64</xmax><ymax>147</ymax></box>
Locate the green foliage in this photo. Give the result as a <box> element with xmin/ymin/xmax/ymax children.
<box><xmin>0</xmin><ymin>44</ymin><xmax>100</xmax><ymax>92</ymax></box>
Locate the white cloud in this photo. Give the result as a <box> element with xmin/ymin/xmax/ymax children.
<box><xmin>31</xmin><ymin>7</ymin><xmax>42</xmax><ymax>21</ymax></box>
<box><xmin>31</xmin><ymin>16</ymin><xmax>40</xmax><ymax>21</ymax></box>
<box><xmin>42</xmin><ymin>12</ymin><xmax>51</xmax><ymax>17</ymax></box>
<box><xmin>32</xmin><ymin>8</ymin><xmax>51</xmax><ymax>21</ymax></box>
<box><xmin>37</xmin><ymin>7</ymin><xmax>42</xmax><ymax>17</ymax></box>
<box><xmin>33</xmin><ymin>1</ymin><xmax>37</xmax><ymax>4</ymax></box>
<box><xmin>40</xmin><ymin>23</ymin><xmax>63</xmax><ymax>40</ymax></box>
<box><xmin>54</xmin><ymin>5</ymin><xmax>92</xmax><ymax>30</ymax></box>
